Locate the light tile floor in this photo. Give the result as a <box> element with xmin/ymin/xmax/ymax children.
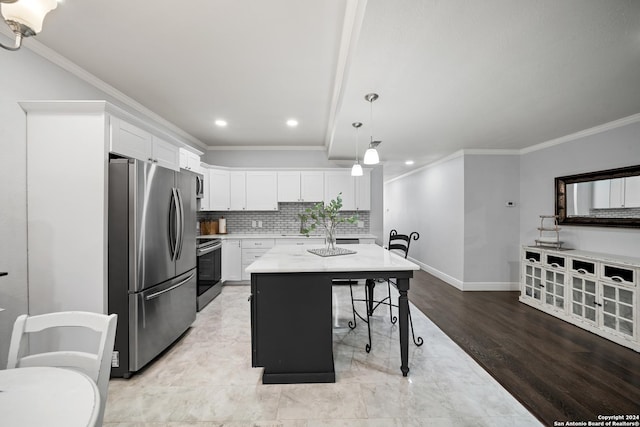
<box><xmin>104</xmin><ymin>284</ymin><xmax>542</xmax><ymax>426</ymax></box>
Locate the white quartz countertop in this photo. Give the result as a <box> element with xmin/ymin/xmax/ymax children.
<box><xmin>245</xmin><ymin>244</ymin><xmax>419</xmax><ymax>274</ymax></box>
<box><xmin>198</xmin><ymin>233</ymin><xmax>377</xmax><ymax>240</ymax></box>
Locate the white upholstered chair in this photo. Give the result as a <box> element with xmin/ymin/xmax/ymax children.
<box><xmin>7</xmin><ymin>311</ymin><xmax>118</xmax><ymax>427</ymax></box>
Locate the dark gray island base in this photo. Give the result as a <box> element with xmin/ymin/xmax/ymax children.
<box><xmin>250</xmin><ymin>268</ymin><xmax>414</xmax><ymax>384</ymax></box>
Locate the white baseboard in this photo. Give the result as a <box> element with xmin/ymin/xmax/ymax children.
<box><xmin>409</xmin><ymin>257</ymin><xmax>519</xmax><ymax>291</ymax></box>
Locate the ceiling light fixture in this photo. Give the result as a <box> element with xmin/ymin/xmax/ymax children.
<box><xmin>286</xmin><ymin>119</ymin><xmax>298</xmax><ymax>127</ymax></box>
<box><xmin>363</xmin><ymin>93</ymin><xmax>381</xmax><ymax>165</ymax></box>
<box><xmin>214</xmin><ymin>119</ymin><xmax>227</xmax><ymax>127</ymax></box>
<box><xmin>351</xmin><ymin>122</ymin><xmax>363</xmax><ymax>177</ymax></box>
<box><xmin>405</xmin><ymin>160</ymin><xmax>414</xmax><ymax>165</ymax></box>
<box><xmin>0</xmin><ymin>0</ymin><xmax>58</xmax><ymax>51</ymax></box>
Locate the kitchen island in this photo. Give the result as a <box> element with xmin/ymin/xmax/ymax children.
<box><xmin>246</xmin><ymin>243</ymin><xmax>420</xmax><ymax>384</ymax></box>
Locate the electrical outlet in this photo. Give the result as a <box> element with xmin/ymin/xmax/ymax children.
<box><xmin>357</xmin><ymin>221</ymin><xmax>364</xmax><ymax>228</ymax></box>
<box><xmin>251</xmin><ymin>220</ymin><xmax>257</xmax><ymax>228</ymax></box>
<box><xmin>258</xmin><ymin>220</ymin><xmax>263</xmax><ymax>228</ymax></box>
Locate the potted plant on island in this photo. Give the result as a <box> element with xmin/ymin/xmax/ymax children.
<box><xmin>298</xmin><ymin>193</ymin><xmax>358</xmax><ymax>254</ymax></box>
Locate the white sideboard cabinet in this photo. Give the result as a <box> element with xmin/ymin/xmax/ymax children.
<box><xmin>520</xmin><ymin>246</ymin><xmax>640</xmax><ymax>351</ymax></box>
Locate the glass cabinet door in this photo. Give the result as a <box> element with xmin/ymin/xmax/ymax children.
<box><xmin>544</xmin><ymin>270</ymin><xmax>566</xmax><ymax>310</ymax></box>
<box><xmin>601</xmin><ymin>283</ymin><xmax>635</xmax><ymax>338</ymax></box>
<box><xmin>524</xmin><ymin>265</ymin><xmax>543</xmax><ymax>301</ymax></box>
<box><xmin>571</xmin><ymin>276</ymin><xmax>598</xmax><ymax>325</ymax></box>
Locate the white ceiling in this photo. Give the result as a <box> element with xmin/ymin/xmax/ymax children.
<box><xmin>12</xmin><ymin>0</ymin><xmax>640</xmax><ymax>179</ymax></box>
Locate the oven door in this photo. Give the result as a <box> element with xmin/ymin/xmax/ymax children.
<box><xmin>197</xmin><ymin>242</ymin><xmax>222</xmax><ymax>310</ymax></box>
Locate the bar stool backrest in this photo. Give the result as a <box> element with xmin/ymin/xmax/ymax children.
<box><xmin>388</xmin><ymin>229</ymin><xmax>419</xmax><ymax>259</ymax></box>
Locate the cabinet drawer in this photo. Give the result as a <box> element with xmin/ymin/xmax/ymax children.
<box><xmin>523</xmin><ymin>249</ymin><xmax>542</xmax><ymax>264</ymax></box>
<box><xmin>241</xmin><ymin>239</ymin><xmax>275</xmax><ymax>249</ymax></box>
<box><xmin>600</xmin><ymin>264</ymin><xmax>635</xmax><ymax>286</ymax></box>
<box><xmin>545</xmin><ymin>254</ymin><xmax>566</xmax><ymax>270</ymax></box>
<box><xmin>242</xmin><ymin>248</ymin><xmax>270</xmax><ymax>264</ymax></box>
<box><xmin>276</xmin><ymin>238</ymin><xmax>324</xmax><ymax>246</ymax></box>
<box><xmin>570</xmin><ymin>258</ymin><xmax>597</xmax><ymax>277</ymax></box>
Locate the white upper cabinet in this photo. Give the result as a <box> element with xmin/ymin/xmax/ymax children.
<box><xmin>625</xmin><ymin>176</ymin><xmax>640</xmax><ymax>208</ymax></box>
<box><xmin>110</xmin><ymin>116</ymin><xmax>152</xmax><ymax>160</ymax></box>
<box><xmin>209</xmin><ymin>168</ymin><xmax>230</xmax><ymax>210</ymax></box>
<box><xmin>301</xmin><ymin>171</ymin><xmax>324</xmax><ymax>202</ymax></box>
<box><xmin>179</xmin><ymin>148</ymin><xmax>201</xmax><ymax>172</ymax></box>
<box><xmin>324</xmin><ymin>171</ymin><xmax>356</xmax><ymax>210</ymax></box>
<box><xmin>109</xmin><ymin>116</ymin><xmax>179</xmax><ymax>171</ymax></box>
<box><xmin>152</xmin><ymin>136</ymin><xmax>180</xmax><ymax>171</ymax></box>
<box><xmin>229</xmin><ymin>171</ymin><xmax>247</xmax><ymax>210</ymax></box>
<box><xmin>199</xmin><ymin>167</ymin><xmax>210</xmax><ymax>211</ymax></box>
<box><xmin>277</xmin><ymin>171</ymin><xmax>324</xmax><ymax>202</ymax></box>
<box><xmin>246</xmin><ymin>171</ymin><xmax>278</xmax><ymax>210</ymax></box>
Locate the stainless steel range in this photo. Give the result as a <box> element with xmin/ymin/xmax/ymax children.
<box><xmin>197</xmin><ymin>238</ymin><xmax>222</xmax><ymax>310</ymax></box>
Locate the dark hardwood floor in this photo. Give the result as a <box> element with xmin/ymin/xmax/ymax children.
<box><xmin>408</xmin><ymin>270</ymin><xmax>640</xmax><ymax>426</ymax></box>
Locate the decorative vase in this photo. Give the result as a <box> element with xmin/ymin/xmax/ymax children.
<box><xmin>325</xmin><ymin>221</ymin><xmax>337</xmax><ymax>251</ymax></box>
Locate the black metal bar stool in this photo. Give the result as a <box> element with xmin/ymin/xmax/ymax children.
<box><xmin>348</xmin><ymin>229</ymin><xmax>424</xmax><ymax>352</ymax></box>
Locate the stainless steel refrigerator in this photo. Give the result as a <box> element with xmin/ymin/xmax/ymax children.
<box><xmin>108</xmin><ymin>158</ymin><xmax>197</xmax><ymax>378</ymax></box>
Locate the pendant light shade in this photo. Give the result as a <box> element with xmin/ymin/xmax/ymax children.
<box><xmin>364</xmin><ymin>93</ymin><xmax>381</xmax><ymax>165</ymax></box>
<box><xmin>363</xmin><ymin>146</ymin><xmax>380</xmax><ymax>165</ymax></box>
<box><xmin>351</xmin><ymin>122</ymin><xmax>363</xmax><ymax>177</ymax></box>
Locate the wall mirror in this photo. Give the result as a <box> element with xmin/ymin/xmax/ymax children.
<box><xmin>555</xmin><ymin>165</ymin><xmax>640</xmax><ymax>228</ymax></box>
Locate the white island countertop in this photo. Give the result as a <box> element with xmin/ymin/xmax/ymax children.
<box><xmin>198</xmin><ymin>233</ymin><xmax>377</xmax><ymax>240</ymax></box>
<box><xmin>245</xmin><ymin>244</ymin><xmax>419</xmax><ymax>274</ymax></box>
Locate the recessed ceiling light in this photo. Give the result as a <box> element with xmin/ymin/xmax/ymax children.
<box><xmin>286</xmin><ymin>119</ymin><xmax>298</xmax><ymax>127</ymax></box>
<box><xmin>405</xmin><ymin>160</ymin><xmax>414</xmax><ymax>165</ymax></box>
<box><xmin>214</xmin><ymin>119</ymin><xmax>227</xmax><ymax>127</ymax></box>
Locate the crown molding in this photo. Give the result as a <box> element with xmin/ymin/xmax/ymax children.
<box><xmin>5</xmin><ymin>30</ymin><xmax>207</xmax><ymax>150</ymax></box>
<box><xmin>520</xmin><ymin>113</ymin><xmax>640</xmax><ymax>154</ymax></box>
<box><xmin>206</xmin><ymin>145</ymin><xmax>326</xmax><ymax>151</ymax></box>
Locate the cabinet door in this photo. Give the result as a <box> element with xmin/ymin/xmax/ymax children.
<box><xmin>277</xmin><ymin>171</ymin><xmax>301</xmax><ymax>202</ymax></box>
<box><xmin>355</xmin><ymin>169</ymin><xmax>371</xmax><ymax>210</ymax></box>
<box><xmin>179</xmin><ymin>148</ymin><xmax>201</xmax><ymax>172</ymax></box>
<box><xmin>609</xmin><ymin>178</ymin><xmax>625</xmax><ymax>208</ymax></box>
<box><xmin>601</xmin><ymin>283</ymin><xmax>635</xmax><ymax>339</ymax></box>
<box><xmin>110</xmin><ymin>116</ymin><xmax>152</xmax><ymax>161</ymax></box>
<box><xmin>222</xmin><ymin>239</ymin><xmax>242</xmax><ymax>281</ymax></box>
<box><xmin>300</xmin><ymin>171</ymin><xmax>324</xmax><ymax>202</ymax></box>
<box><xmin>209</xmin><ymin>168</ymin><xmax>230</xmax><ymax>210</ymax></box>
<box><xmin>523</xmin><ymin>264</ymin><xmax>543</xmax><ymax>301</ymax></box>
<box><xmin>324</xmin><ymin>171</ymin><xmax>355</xmax><ymax>210</ymax></box>
<box><xmin>229</xmin><ymin>171</ymin><xmax>247</xmax><ymax>210</ymax></box>
<box><xmin>624</xmin><ymin>175</ymin><xmax>640</xmax><ymax>208</ymax></box>
<box><xmin>152</xmin><ymin>136</ymin><xmax>180</xmax><ymax>171</ymax></box>
<box><xmin>570</xmin><ymin>275</ymin><xmax>598</xmax><ymax>325</ymax></box>
<box><xmin>199</xmin><ymin>168</ymin><xmax>210</xmax><ymax>211</ymax></box>
<box><xmin>543</xmin><ymin>269</ymin><xmax>566</xmax><ymax>311</ymax></box>
<box><xmin>246</xmin><ymin>171</ymin><xmax>278</xmax><ymax>210</ymax></box>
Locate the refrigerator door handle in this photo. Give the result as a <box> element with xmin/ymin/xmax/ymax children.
<box><xmin>169</xmin><ymin>188</ymin><xmax>180</xmax><ymax>261</ymax></box>
<box><xmin>176</xmin><ymin>188</ymin><xmax>185</xmax><ymax>260</ymax></box>
<box><xmin>144</xmin><ymin>273</ymin><xmax>195</xmax><ymax>301</ymax></box>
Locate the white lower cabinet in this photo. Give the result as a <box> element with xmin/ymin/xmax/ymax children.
<box><xmin>521</xmin><ymin>246</ymin><xmax>639</xmax><ymax>351</ymax></box>
<box><xmin>222</xmin><ymin>239</ymin><xmax>242</xmax><ymax>282</ymax></box>
<box><xmin>241</xmin><ymin>239</ymin><xmax>275</xmax><ymax>280</ymax></box>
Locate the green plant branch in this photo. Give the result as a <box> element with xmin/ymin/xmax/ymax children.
<box><xmin>298</xmin><ymin>193</ymin><xmax>358</xmax><ymax>237</ymax></box>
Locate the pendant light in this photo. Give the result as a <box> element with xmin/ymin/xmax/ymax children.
<box><xmin>351</xmin><ymin>122</ymin><xmax>363</xmax><ymax>177</ymax></box>
<box><xmin>0</xmin><ymin>0</ymin><xmax>58</xmax><ymax>51</ymax></box>
<box><xmin>363</xmin><ymin>93</ymin><xmax>381</xmax><ymax>165</ymax></box>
